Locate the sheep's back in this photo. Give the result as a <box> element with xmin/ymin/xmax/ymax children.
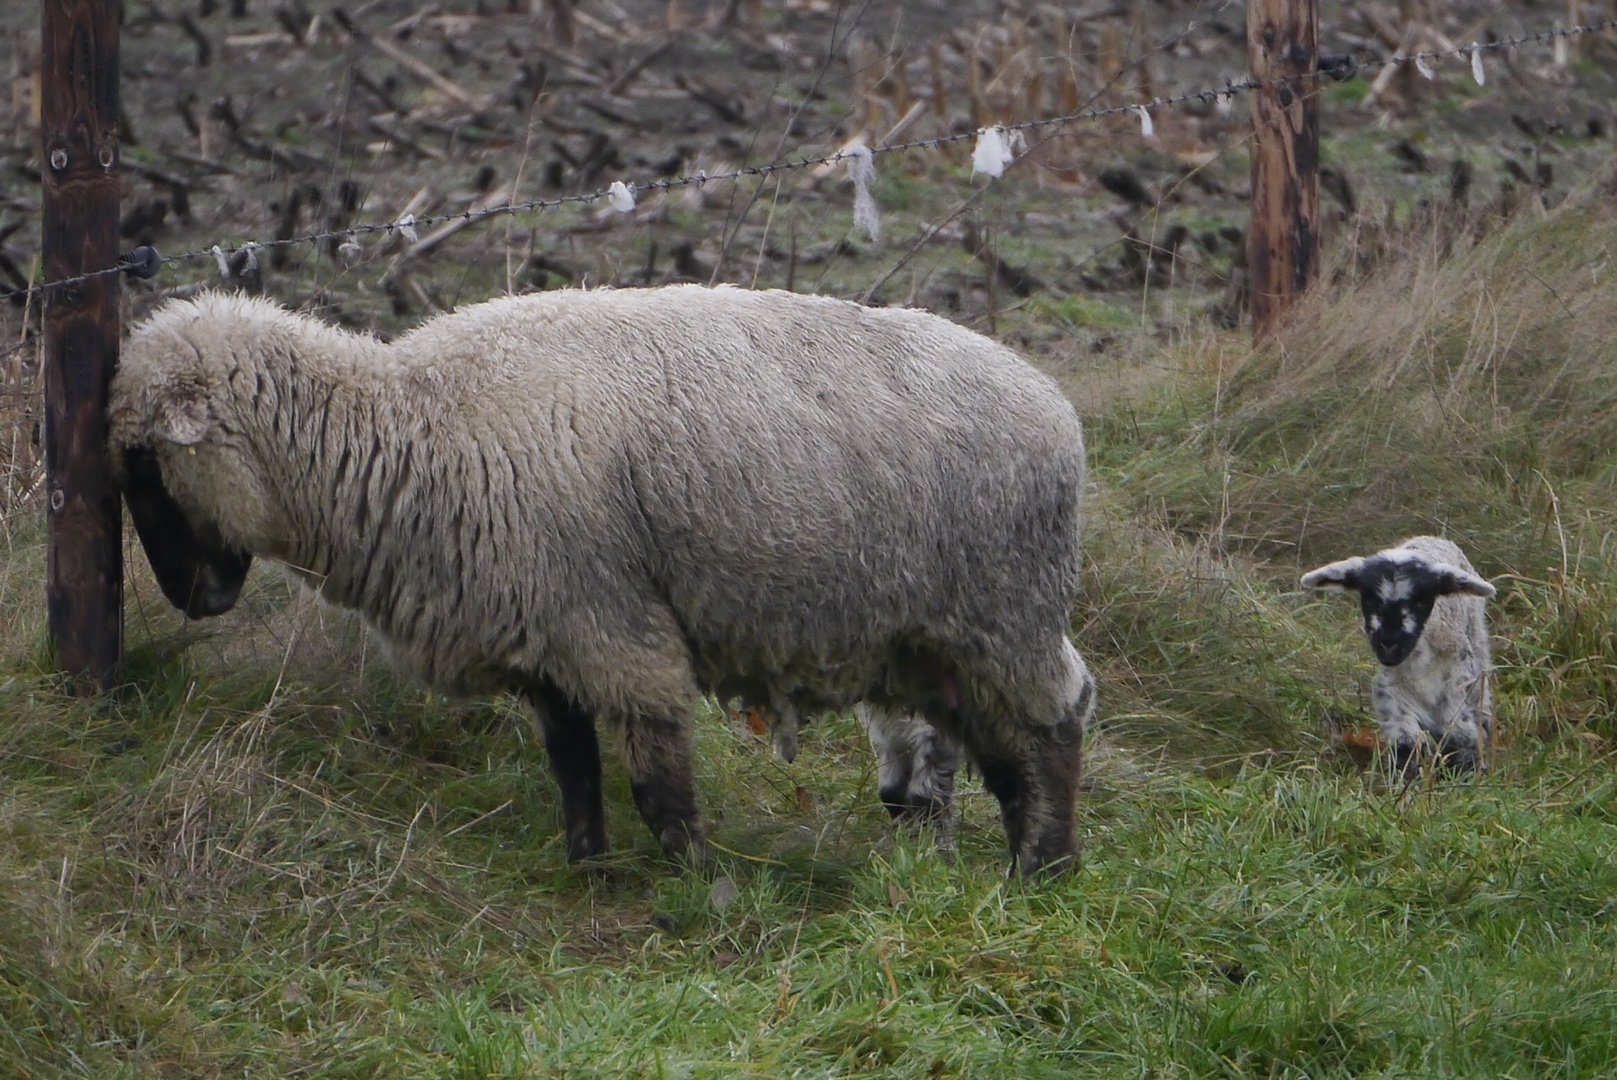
<box><xmin>401</xmin><ymin>287</ymin><xmax>1085</xmax><ymax>680</ymax></box>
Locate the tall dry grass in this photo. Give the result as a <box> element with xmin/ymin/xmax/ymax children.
<box><xmin>1089</xmin><ymin>171</ymin><xmax>1617</xmax><ymax>740</ymax></box>
<box><xmin>1100</xmin><ymin>174</ymin><xmax>1617</xmax><ymax>569</ymax></box>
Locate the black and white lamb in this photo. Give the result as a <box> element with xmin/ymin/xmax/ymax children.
<box><xmin>1301</xmin><ymin>536</ymin><xmax>1495</xmax><ymax>773</ymax></box>
<box><xmin>108</xmin><ymin>286</ymin><xmax>1095</xmax><ymax>874</ymax></box>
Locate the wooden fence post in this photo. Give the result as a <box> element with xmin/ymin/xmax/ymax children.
<box><xmin>1247</xmin><ymin>0</ymin><xmax>1320</xmax><ymax>339</ymax></box>
<box><xmin>41</xmin><ymin>0</ymin><xmax>123</xmax><ymax>690</ymax></box>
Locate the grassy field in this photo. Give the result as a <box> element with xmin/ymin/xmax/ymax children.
<box><xmin>2</xmin><ymin>176</ymin><xmax>1616</xmax><ymax>1077</ymax></box>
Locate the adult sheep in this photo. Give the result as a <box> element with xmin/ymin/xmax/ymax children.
<box><xmin>109</xmin><ymin>286</ymin><xmax>1095</xmax><ymax>874</ymax></box>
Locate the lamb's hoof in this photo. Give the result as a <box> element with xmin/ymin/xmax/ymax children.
<box><xmin>1389</xmin><ymin>740</ymin><xmax>1423</xmax><ymax>778</ymax></box>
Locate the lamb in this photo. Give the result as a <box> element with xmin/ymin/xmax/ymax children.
<box><xmin>108</xmin><ymin>285</ymin><xmax>1095</xmax><ymax>874</ymax></box>
<box><xmin>1301</xmin><ymin>536</ymin><xmax>1495</xmax><ymax>773</ymax></box>
<box><xmin>744</xmin><ymin>697</ymin><xmax>962</xmax><ymax>834</ymax></box>
<box><xmin>860</xmin><ymin>704</ymin><xmax>963</xmax><ymax>830</ymax></box>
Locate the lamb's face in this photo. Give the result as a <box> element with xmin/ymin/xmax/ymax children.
<box><xmin>1353</xmin><ymin>561</ymin><xmax>1442</xmax><ymax>666</ymax></box>
<box><xmin>1301</xmin><ymin>547</ymin><xmax>1495</xmax><ymax>669</ymax></box>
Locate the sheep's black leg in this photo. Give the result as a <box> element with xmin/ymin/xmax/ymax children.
<box><xmin>618</xmin><ymin>709</ymin><xmax>711</xmax><ymax>869</ymax></box>
<box><xmin>524</xmin><ymin>681</ymin><xmax>608</xmax><ymax>862</ymax></box>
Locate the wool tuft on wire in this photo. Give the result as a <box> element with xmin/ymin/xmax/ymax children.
<box><xmin>844</xmin><ymin>145</ymin><xmax>881</xmax><ymax>244</ymax></box>
<box><xmin>1135</xmin><ymin>105</ymin><xmax>1155</xmax><ymax>139</ymax></box>
<box><xmin>1415</xmin><ymin>53</ymin><xmax>1435</xmax><ymax>80</ymax></box>
<box><xmin>1470</xmin><ymin>44</ymin><xmax>1486</xmax><ymax>85</ymax></box>
<box><xmin>972</xmin><ymin>126</ymin><xmax>1016</xmax><ymax>179</ymax></box>
<box><xmin>211</xmin><ymin>245</ymin><xmax>230</xmax><ymax>279</ymax></box>
<box><xmin>608</xmin><ymin>181</ymin><xmax>636</xmax><ymax>213</ymax></box>
<box><xmin>397</xmin><ymin>213</ymin><xmax>419</xmax><ymax>245</ymax></box>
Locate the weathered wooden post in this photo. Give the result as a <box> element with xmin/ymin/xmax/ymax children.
<box><xmin>1247</xmin><ymin>0</ymin><xmax>1320</xmax><ymax>339</ymax></box>
<box><xmin>41</xmin><ymin>0</ymin><xmax>123</xmax><ymax>689</ymax></box>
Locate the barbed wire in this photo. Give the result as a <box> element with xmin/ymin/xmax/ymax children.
<box><xmin>4</xmin><ymin>16</ymin><xmax>1611</xmax><ymax>306</ymax></box>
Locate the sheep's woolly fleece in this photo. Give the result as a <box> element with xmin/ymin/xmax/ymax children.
<box><xmin>110</xmin><ymin>285</ymin><xmax>1093</xmax><ymax>868</ymax></box>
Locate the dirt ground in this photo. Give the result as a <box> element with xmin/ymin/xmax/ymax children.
<box><xmin>0</xmin><ymin>0</ymin><xmax>1614</xmax><ymax>502</ymax></box>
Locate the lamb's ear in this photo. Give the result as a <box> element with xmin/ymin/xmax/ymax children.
<box><xmin>153</xmin><ymin>383</ymin><xmax>212</xmax><ymax>446</ymax></box>
<box><xmin>1300</xmin><ymin>557</ymin><xmax>1365</xmax><ymax>591</ymax></box>
<box><xmin>1433</xmin><ymin>564</ymin><xmax>1496</xmax><ymax>599</ymax></box>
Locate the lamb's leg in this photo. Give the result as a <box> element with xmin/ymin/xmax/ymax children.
<box><xmin>1435</xmin><ymin>673</ymin><xmax>1491</xmax><ymax>774</ymax></box>
<box><xmin>1431</xmin><ymin>709</ymin><xmax>1483</xmax><ymax>775</ymax></box>
<box><xmin>863</xmin><ymin>705</ymin><xmax>959</xmax><ymax>825</ymax></box>
<box><xmin>1375</xmin><ymin>681</ymin><xmax>1429</xmax><ymax>779</ymax></box>
<box><xmin>524</xmin><ymin>681</ymin><xmax>607</xmax><ymax>862</ymax></box>
<box><xmin>616</xmin><ymin>705</ymin><xmax>711</xmax><ymax>868</ymax></box>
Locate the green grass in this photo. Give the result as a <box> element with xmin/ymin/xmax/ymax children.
<box><xmin>2</xmin><ymin>598</ymin><xmax>1614</xmax><ymax>1078</ymax></box>
<box><xmin>4</xmin><ymin>178</ymin><xmax>1617</xmax><ymax>1080</ymax></box>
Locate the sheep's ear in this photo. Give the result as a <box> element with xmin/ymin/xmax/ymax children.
<box><xmin>1434</xmin><ymin>565</ymin><xmax>1496</xmax><ymax>599</ymax></box>
<box><xmin>1300</xmin><ymin>557</ymin><xmax>1365</xmax><ymax>591</ymax></box>
<box><xmin>153</xmin><ymin>391</ymin><xmax>212</xmax><ymax>446</ymax></box>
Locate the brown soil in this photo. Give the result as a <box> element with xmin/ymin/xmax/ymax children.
<box><xmin>0</xmin><ymin>0</ymin><xmax>1613</xmax><ymax>505</ymax></box>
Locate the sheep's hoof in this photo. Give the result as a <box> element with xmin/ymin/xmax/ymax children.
<box><xmin>564</xmin><ymin>826</ymin><xmax>609</xmax><ymax>864</ymax></box>
<box><xmin>1011</xmin><ymin>849</ymin><xmax>1079</xmax><ymax>879</ymax></box>
<box><xmin>660</xmin><ymin>825</ymin><xmax>714</xmax><ymax>875</ymax></box>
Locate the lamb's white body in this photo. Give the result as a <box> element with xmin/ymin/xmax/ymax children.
<box><xmin>1371</xmin><ymin>540</ymin><xmax>1493</xmax><ymax>765</ymax></box>
<box><xmin>1303</xmin><ymin>536</ymin><xmax>1494</xmax><ymax>772</ymax></box>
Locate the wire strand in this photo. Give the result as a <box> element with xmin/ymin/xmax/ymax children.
<box><xmin>5</xmin><ymin>17</ymin><xmax>1610</xmax><ymax>305</ymax></box>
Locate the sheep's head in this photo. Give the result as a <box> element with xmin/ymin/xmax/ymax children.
<box><xmin>1301</xmin><ymin>546</ymin><xmax>1495</xmax><ymax>667</ymax></box>
<box><xmin>109</xmin><ymin>294</ymin><xmax>268</xmax><ymax>618</ymax></box>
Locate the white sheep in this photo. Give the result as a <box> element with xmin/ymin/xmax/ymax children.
<box><xmin>1301</xmin><ymin>536</ymin><xmax>1495</xmax><ymax>773</ymax></box>
<box><xmin>109</xmin><ymin>286</ymin><xmax>1095</xmax><ymax>874</ymax></box>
